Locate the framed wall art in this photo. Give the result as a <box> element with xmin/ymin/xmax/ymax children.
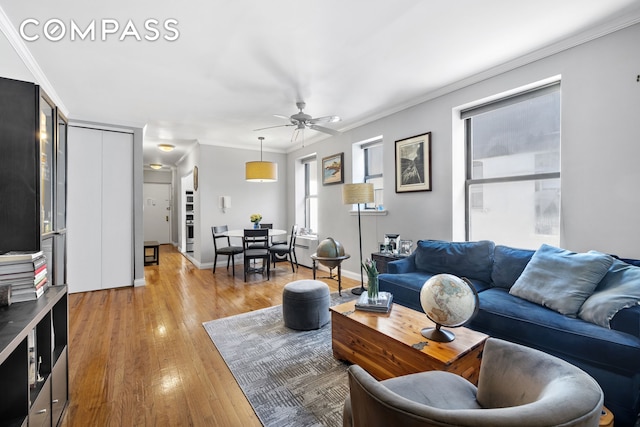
<box><xmin>395</xmin><ymin>132</ymin><xmax>431</xmax><ymax>193</ymax></box>
<box><xmin>322</xmin><ymin>152</ymin><xmax>344</xmax><ymax>185</ymax></box>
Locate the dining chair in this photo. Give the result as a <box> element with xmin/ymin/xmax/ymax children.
<box><xmin>243</xmin><ymin>228</ymin><xmax>270</xmax><ymax>281</ymax></box>
<box><xmin>269</xmin><ymin>224</ymin><xmax>299</xmax><ymax>272</ymax></box>
<box><xmin>212</xmin><ymin>226</ymin><xmax>244</xmax><ymax>277</ymax></box>
<box><xmin>247</xmin><ymin>223</ymin><xmax>273</xmax><ymax>249</ymax></box>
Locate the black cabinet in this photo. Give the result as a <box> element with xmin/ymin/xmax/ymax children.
<box><xmin>0</xmin><ymin>286</ymin><xmax>67</xmax><ymax>427</ymax></box>
<box><xmin>0</xmin><ymin>77</ymin><xmax>68</xmax><ymax>426</ymax></box>
<box><xmin>371</xmin><ymin>252</ymin><xmax>406</xmax><ymax>274</ymax></box>
<box><xmin>0</xmin><ymin>77</ymin><xmax>40</xmax><ymax>253</ymax></box>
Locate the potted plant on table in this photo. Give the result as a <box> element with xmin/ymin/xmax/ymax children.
<box><xmin>362</xmin><ymin>258</ymin><xmax>379</xmax><ymax>301</ymax></box>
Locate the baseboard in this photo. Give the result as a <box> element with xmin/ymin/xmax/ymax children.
<box><xmin>134</xmin><ymin>278</ymin><xmax>146</xmax><ymax>287</ymax></box>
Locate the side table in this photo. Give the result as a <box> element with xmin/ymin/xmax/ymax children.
<box><xmin>371</xmin><ymin>252</ymin><xmax>405</xmax><ymax>274</ymax></box>
<box><xmin>144</xmin><ymin>241</ymin><xmax>160</xmax><ymax>265</ymax></box>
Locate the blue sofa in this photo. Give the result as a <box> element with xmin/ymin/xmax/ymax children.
<box><xmin>378</xmin><ymin>239</ymin><xmax>640</xmax><ymax>427</ymax></box>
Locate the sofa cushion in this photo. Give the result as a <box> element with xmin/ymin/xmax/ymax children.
<box><xmin>413</xmin><ymin>240</ymin><xmax>495</xmax><ymax>283</ymax></box>
<box><xmin>509</xmin><ymin>244</ymin><xmax>613</xmax><ymax>317</ymax></box>
<box><xmin>491</xmin><ymin>245</ymin><xmax>535</xmax><ymax>289</ymax></box>
<box><xmin>578</xmin><ymin>258</ymin><xmax>640</xmax><ymax>329</ymax></box>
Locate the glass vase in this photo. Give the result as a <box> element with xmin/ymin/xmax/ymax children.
<box><xmin>253</xmin><ymin>222</ymin><xmax>260</xmax><ymax>229</ymax></box>
<box><xmin>367</xmin><ymin>275</ymin><xmax>379</xmax><ymax>302</ymax></box>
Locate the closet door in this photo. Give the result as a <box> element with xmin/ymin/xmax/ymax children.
<box><xmin>67</xmin><ymin>126</ymin><xmax>133</xmax><ymax>293</ymax></box>
<box><xmin>101</xmin><ymin>131</ymin><xmax>132</xmax><ymax>289</ymax></box>
<box><xmin>67</xmin><ymin>127</ymin><xmax>102</xmax><ymax>293</ymax></box>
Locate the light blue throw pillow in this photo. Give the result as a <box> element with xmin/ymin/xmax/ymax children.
<box><xmin>509</xmin><ymin>244</ymin><xmax>613</xmax><ymax>317</ymax></box>
<box><xmin>578</xmin><ymin>257</ymin><xmax>640</xmax><ymax>328</ymax></box>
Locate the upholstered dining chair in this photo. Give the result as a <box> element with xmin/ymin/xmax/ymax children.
<box><xmin>268</xmin><ymin>224</ymin><xmax>298</xmax><ymax>272</ymax></box>
<box><xmin>212</xmin><ymin>225</ymin><xmax>244</xmax><ymax>277</ymax></box>
<box><xmin>243</xmin><ymin>228</ymin><xmax>270</xmax><ymax>281</ymax></box>
<box><xmin>343</xmin><ymin>337</ymin><xmax>604</xmax><ymax>427</ymax></box>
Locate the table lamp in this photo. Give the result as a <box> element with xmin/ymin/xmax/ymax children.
<box><xmin>342</xmin><ymin>183</ymin><xmax>374</xmax><ymax>295</ymax></box>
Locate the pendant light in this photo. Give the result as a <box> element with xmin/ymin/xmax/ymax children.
<box><xmin>246</xmin><ymin>136</ymin><xmax>278</xmax><ymax>182</ymax></box>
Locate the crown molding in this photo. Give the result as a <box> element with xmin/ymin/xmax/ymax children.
<box><xmin>341</xmin><ymin>9</ymin><xmax>640</xmax><ymax>134</ymax></box>
<box><xmin>0</xmin><ymin>6</ymin><xmax>69</xmax><ymax>116</ymax></box>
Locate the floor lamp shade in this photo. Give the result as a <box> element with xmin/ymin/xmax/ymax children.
<box><xmin>342</xmin><ymin>183</ymin><xmax>374</xmax><ymax>205</ymax></box>
<box><xmin>245</xmin><ymin>161</ymin><xmax>278</xmax><ymax>182</ymax></box>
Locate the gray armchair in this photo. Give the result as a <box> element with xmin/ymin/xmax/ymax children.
<box><xmin>343</xmin><ymin>337</ymin><xmax>604</xmax><ymax>427</ymax></box>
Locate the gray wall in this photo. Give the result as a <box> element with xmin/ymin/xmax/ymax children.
<box><xmin>288</xmin><ymin>22</ymin><xmax>640</xmax><ymax>278</ymax></box>
<box><xmin>177</xmin><ymin>143</ymin><xmax>288</xmax><ymax>267</ymax></box>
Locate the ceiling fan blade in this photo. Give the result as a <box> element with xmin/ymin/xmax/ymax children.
<box><xmin>309</xmin><ymin>115</ymin><xmax>341</xmax><ymax>124</ymax></box>
<box><xmin>253</xmin><ymin>123</ymin><xmax>294</xmax><ymax>131</ymax></box>
<box><xmin>273</xmin><ymin>114</ymin><xmax>290</xmax><ymax>120</ymax></box>
<box><xmin>309</xmin><ymin>124</ymin><xmax>340</xmax><ymax>136</ymax></box>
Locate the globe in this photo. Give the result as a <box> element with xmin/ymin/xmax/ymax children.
<box><xmin>419</xmin><ymin>274</ymin><xmax>479</xmax><ymax>342</ymax></box>
<box><xmin>315</xmin><ymin>237</ymin><xmax>346</xmax><ymax>268</ymax></box>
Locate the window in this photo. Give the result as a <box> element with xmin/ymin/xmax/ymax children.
<box><xmin>363</xmin><ymin>141</ymin><xmax>383</xmax><ymax>209</ymax></box>
<box><xmin>303</xmin><ymin>156</ymin><xmax>318</xmax><ymax>233</ymax></box>
<box><xmin>462</xmin><ymin>83</ymin><xmax>561</xmax><ymax>248</ymax></box>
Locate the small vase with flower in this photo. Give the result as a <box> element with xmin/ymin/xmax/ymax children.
<box><xmin>250</xmin><ymin>213</ymin><xmax>262</xmax><ymax>229</ymax></box>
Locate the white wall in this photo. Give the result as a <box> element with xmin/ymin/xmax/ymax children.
<box><xmin>288</xmin><ymin>22</ymin><xmax>640</xmax><ymax>278</ymax></box>
<box><xmin>177</xmin><ymin>143</ymin><xmax>288</xmax><ymax>267</ymax></box>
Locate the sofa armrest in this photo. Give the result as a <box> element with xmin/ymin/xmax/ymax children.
<box><xmin>610</xmin><ymin>305</ymin><xmax>640</xmax><ymax>338</ymax></box>
<box><xmin>387</xmin><ymin>255</ymin><xmax>416</xmax><ymax>274</ymax></box>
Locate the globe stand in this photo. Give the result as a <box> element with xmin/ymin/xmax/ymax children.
<box><xmin>421</xmin><ymin>323</ymin><xmax>455</xmax><ymax>342</ymax></box>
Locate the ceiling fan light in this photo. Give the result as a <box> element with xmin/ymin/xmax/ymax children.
<box><xmin>157</xmin><ymin>144</ymin><xmax>175</xmax><ymax>152</ymax></box>
<box><xmin>149</xmin><ymin>163</ymin><xmax>163</xmax><ymax>170</ymax></box>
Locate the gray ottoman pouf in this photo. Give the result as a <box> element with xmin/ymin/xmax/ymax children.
<box><xmin>282</xmin><ymin>280</ymin><xmax>331</xmax><ymax>330</ymax></box>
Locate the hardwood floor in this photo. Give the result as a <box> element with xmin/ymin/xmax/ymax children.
<box><xmin>61</xmin><ymin>244</ymin><xmax>357</xmax><ymax>426</ymax></box>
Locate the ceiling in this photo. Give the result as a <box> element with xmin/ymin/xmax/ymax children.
<box><xmin>2</xmin><ymin>0</ymin><xmax>640</xmax><ymax>169</ymax></box>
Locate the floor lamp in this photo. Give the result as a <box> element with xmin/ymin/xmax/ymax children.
<box><xmin>342</xmin><ymin>183</ymin><xmax>375</xmax><ymax>295</ymax></box>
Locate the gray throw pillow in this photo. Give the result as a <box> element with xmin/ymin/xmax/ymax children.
<box><xmin>578</xmin><ymin>257</ymin><xmax>640</xmax><ymax>328</ymax></box>
<box><xmin>509</xmin><ymin>244</ymin><xmax>613</xmax><ymax>317</ymax></box>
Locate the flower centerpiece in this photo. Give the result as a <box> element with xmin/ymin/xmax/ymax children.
<box><xmin>362</xmin><ymin>258</ymin><xmax>379</xmax><ymax>301</ymax></box>
<box><xmin>250</xmin><ymin>213</ymin><xmax>262</xmax><ymax>229</ymax></box>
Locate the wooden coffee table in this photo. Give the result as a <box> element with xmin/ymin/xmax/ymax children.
<box><xmin>330</xmin><ymin>300</ymin><xmax>488</xmax><ymax>384</ymax></box>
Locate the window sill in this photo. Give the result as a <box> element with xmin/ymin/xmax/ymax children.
<box><xmin>349</xmin><ymin>209</ymin><xmax>388</xmax><ymax>216</ymax></box>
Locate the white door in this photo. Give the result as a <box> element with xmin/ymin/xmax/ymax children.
<box><xmin>67</xmin><ymin>127</ymin><xmax>103</xmax><ymax>293</ymax></box>
<box><xmin>67</xmin><ymin>126</ymin><xmax>133</xmax><ymax>293</ymax></box>
<box><xmin>144</xmin><ymin>183</ymin><xmax>171</xmax><ymax>244</ymax></box>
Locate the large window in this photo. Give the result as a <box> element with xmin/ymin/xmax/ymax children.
<box><xmin>363</xmin><ymin>141</ymin><xmax>383</xmax><ymax>209</ymax></box>
<box><xmin>463</xmin><ymin>83</ymin><xmax>561</xmax><ymax>248</ymax></box>
<box><xmin>303</xmin><ymin>156</ymin><xmax>318</xmax><ymax>233</ymax></box>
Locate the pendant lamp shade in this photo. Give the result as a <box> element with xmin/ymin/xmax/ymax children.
<box><xmin>246</xmin><ymin>161</ymin><xmax>278</xmax><ymax>182</ymax></box>
<box><xmin>246</xmin><ymin>137</ymin><xmax>278</xmax><ymax>182</ymax></box>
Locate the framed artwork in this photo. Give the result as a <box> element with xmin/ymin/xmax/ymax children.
<box><xmin>395</xmin><ymin>132</ymin><xmax>431</xmax><ymax>193</ymax></box>
<box><xmin>322</xmin><ymin>152</ymin><xmax>344</xmax><ymax>185</ymax></box>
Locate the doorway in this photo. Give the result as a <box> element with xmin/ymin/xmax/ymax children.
<box><xmin>143</xmin><ymin>183</ymin><xmax>172</xmax><ymax>244</ymax></box>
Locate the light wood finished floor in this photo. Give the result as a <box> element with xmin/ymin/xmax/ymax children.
<box><xmin>61</xmin><ymin>244</ymin><xmax>357</xmax><ymax>426</ymax></box>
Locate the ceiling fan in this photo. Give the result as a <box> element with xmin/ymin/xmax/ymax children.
<box><xmin>254</xmin><ymin>101</ymin><xmax>341</xmax><ymax>142</ymax></box>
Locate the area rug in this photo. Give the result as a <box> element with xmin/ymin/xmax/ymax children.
<box><xmin>202</xmin><ymin>291</ymin><xmax>358</xmax><ymax>427</ymax></box>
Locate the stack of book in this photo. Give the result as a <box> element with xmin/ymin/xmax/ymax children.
<box><xmin>0</xmin><ymin>251</ymin><xmax>48</xmax><ymax>304</ymax></box>
<box><xmin>355</xmin><ymin>291</ymin><xmax>394</xmax><ymax>313</ymax></box>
